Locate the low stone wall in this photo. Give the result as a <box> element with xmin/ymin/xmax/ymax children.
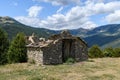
<box><xmin>27</xmin><ymin>47</ymin><xmax>43</xmax><ymax>65</ymax></box>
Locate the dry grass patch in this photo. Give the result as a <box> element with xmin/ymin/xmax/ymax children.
<box><xmin>1</xmin><ymin>58</ymin><xmax>120</xmax><ymax>80</ymax></box>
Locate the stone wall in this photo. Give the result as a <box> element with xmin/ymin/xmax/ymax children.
<box><xmin>27</xmin><ymin>47</ymin><xmax>43</xmax><ymax>65</ymax></box>
<box><xmin>41</xmin><ymin>40</ymin><xmax>63</xmax><ymax>65</ymax></box>
<box><xmin>27</xmin><ymin>38</ymin><xmax>88</xmax><ymax>65</ymax></box>
<box><xmin>74</xmin><ymin>39</ymin><xmax>88</xmax><ymax>61</ymax></box>
<box><xmin>26</xmin><ymin>30</ymin><xmax>88</xmax><ymax>65</ymax></box>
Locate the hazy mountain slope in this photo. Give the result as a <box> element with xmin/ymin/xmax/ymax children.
<box><xmin>84</xmin><ymin>34</ymin><xmax>120</xmax><ymax>47</ymax></box>
<box><xmin>69</xmin><ymin>28</ymin><xmax>89</xmax><ymax>37</ymax></box>
<box><xmin>101</xmin><ymin>38</ymin><xmax>120</xmax><ymax>48</ymax></box>
<box><xmin>87</xmin><ymin>24</ymin><xmax>120</xmax><ymax>36</ymax></box>
<box><xmin>84</xmin><ymin>24</ymin><xmax>120</xmax><ymax>48</ymax></box>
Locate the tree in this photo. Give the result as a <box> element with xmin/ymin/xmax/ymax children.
<box><xmin>88</xmin><ymin>45</ymin><xmax>103</xmax><ymax>58</ymax></box>
<box><xmin>103</xmin><ymin>47</ymin><xmax>115</xmax><ymax>57</ymax></box>
<box><xmin>7</xmin><ymin>32</ymin><xmax>27</xmax><ymax>63</ymax></box>
<box><xmin>0</xmin><ymin>28</ymin><xmax>9</xmax><ymax>65</ymax></box>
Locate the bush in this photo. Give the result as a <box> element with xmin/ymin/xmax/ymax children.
<box><xmin>88</xmin><ymin>45</ymin><xmax>103</xmax><ymax>58</ymax></box>
<box><xmin>114</xmin><ymin>48</ymin><xmax>120</xmax><ymax>57</ymax></box>
<box><xmin>103</xmin><ymin>47</ymin><xmax>115</xmax><ymax>57</ymax></box>
<box><xmin>89</xmin><ymin>46</ymin><xmax>120</xmax><ymax>58</ymax></box>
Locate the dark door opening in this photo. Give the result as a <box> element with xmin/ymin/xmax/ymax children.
<box><xmin>62</xmin><ymin>39</ymin><xmax>73</xmax><ymax>62</ymax></box>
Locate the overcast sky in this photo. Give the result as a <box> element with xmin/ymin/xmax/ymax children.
<box><xmin>0</xmin><ymin>0</ymin><xmax>120</xmax><ymax>30</ymax></box>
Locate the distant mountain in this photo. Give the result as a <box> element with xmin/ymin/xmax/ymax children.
<box><xmin>69</xmin><ymin>28</ymin><xmax>89</xmax><ymax>37</ymax></box>
<box><xmin>0</xmin><ymin>16</ymin><xmax>120</xmax><ymax>48</ymax></box>
<box><xmin>83</xmin><ymin>24</ymin><xmax>120</xmax><ymax>48</ymax></box>
<box><xmin>0</xmin><ymin>16</ymin><xmax>56</xmax><ymax>40</ymax></box>
<box><xmin>54</xmin><ymin>24</ymin><xmax>120</xmax><ymax>48</ymax></box>
<box><xmin>101</xmin><ymin>38</ymin><xmax>120</xmax><ymax>48</ymax></box>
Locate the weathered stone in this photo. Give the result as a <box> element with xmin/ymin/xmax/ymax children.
<box><xmin>27</xmin><ymin>47</ymin><xmax>43</xmax><ymax>65</ymax></box>
<box><xmin>26</xmin><ymin>30</ymin><xmax>88</xmax><ymax>65</ymax></box>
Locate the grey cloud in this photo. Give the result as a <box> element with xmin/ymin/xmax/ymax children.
<box><xmin>34</xmin><ymin>0</ymin><xmax>80</xmax><ymax>6</ymax></box>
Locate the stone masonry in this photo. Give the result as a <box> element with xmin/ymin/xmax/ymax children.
<box><xmin>26</xmin><ymin>30</ymin><xmax>88</xmax><ymax>65</ymax></box>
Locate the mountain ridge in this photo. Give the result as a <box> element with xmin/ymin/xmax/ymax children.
<box><xmin>0</xmin><ymin>16</ymin><xmax>57</xmax><ymax>40</ymax></box>
<box><xmin>0</xmin><ymin>16</ymin><xmax>120</xmax><ymax>48</ymax></box>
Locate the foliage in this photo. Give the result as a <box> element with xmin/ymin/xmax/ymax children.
<box><xmin>89</xmin><ymin>45</ymin><xmax>120</xmax><ymax>58</ymax></box>
<box><xmin>65</xmin><ymin>58</ymin><xmax>75</xmax><ymax>64</ymax></box>
<box><xmin>0</xmin><ymin>28</ymin><xmax>9</xmax><ymax>65</ymax></box>
<box><xmin>103</xmin><ymin>47</ymin><xmax>115</xmax><ymax>57</ymax></box>
<box><xmin>103</xmin><ymin>47</ymin><xmax>120</xmax><ymax>57</ymax></box>
<box><xmin>7</xmin><ymin>32</ymin><xmax>27</xmax><ymax>63</ymax></box>
<box><xmin>88</xmin><ymin>45</ymin><xmax>103</xmax><ymax>58</ymax></box>
<box><xmin>114</xmin><ymin>48</ymin><xmax>120</xmax><ymax>57</ymax></box>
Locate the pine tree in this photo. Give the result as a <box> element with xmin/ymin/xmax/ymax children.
<box><xmin>7</xmin><ymin>32</ymin><xmax>27</xmax><ymax>63</ymax></box>
<box><xmin>88</xmin><ymin>45</ymin><xmax>103</xmax><ymax>58</ymax></box>
<box><xmin>0</xmin><ymin>28</ymin><xmax>9</xmax><ymax>65</ymax></box>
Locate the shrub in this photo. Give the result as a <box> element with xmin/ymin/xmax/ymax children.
<box><xmin>103</xmin><ymin>47</ymin><xmax>115</xmax><ymax>57</ymax></box>
<box><xmin>114</xmin><ymin>48</ymin><xmax>120</xmax><ymax>57</ymax></box>
<box><xmin>88</xmin><ymin>45</ymin><xmax>103</xmax><ymax>58</ymax></box>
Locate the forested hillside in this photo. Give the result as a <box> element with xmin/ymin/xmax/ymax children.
<box><xmin>0</xmin><ymin>16</ymin><xmax>120</xmax><ymax>48</ymax></box>
<box><xmin>0</xmin><ymin>16</ymin><xmax>55</xmax><ymax>40</ymax></box>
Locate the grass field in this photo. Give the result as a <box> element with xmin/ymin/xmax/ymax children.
<box><xmin>0</xmin><ymin>58</ymin><xmax>120</xmax><ymax>80</ymax></box>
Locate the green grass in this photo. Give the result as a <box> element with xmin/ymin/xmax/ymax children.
<box><xmin>0</xmin><ymin>58</ymin><xmax>120</xmax><ymax>80</ymax></box>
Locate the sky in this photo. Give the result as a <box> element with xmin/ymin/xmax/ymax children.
<box><xmin>0</xmin><ymin>0</ymin><xmax>120</xmax><ymax>30</ymax></box>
